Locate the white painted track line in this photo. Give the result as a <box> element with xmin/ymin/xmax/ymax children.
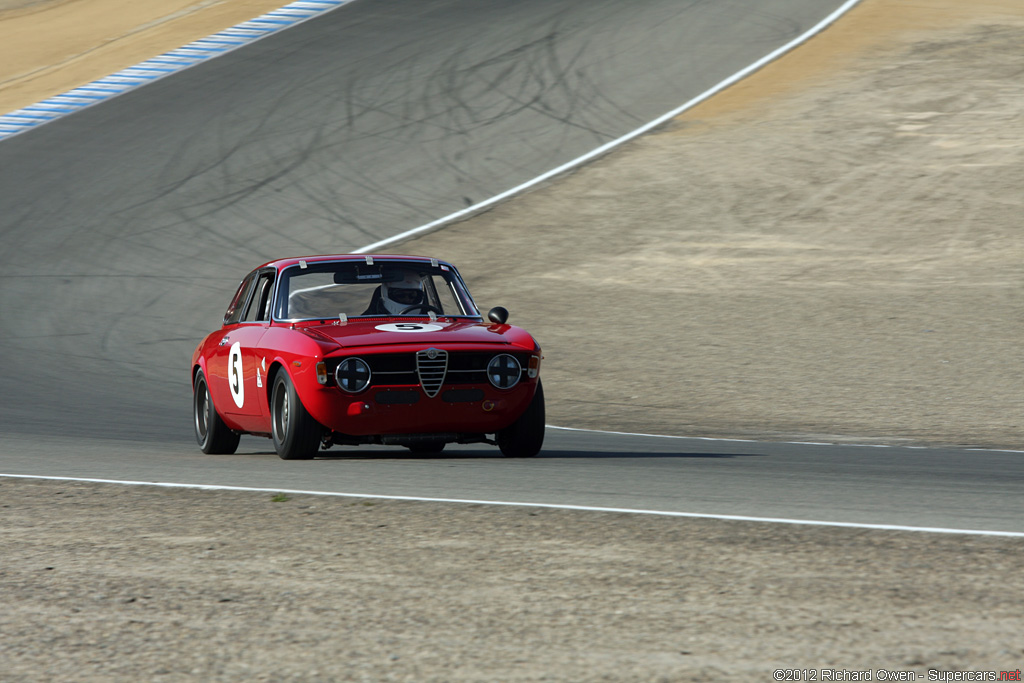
<box><xmin>547</xmin><ymin>426</ymin><xmax>1024</xmax><ymax>455</ymax></box>
<box><xmin>3</xmin><ymin>473</ymin><xmax>1023</xmax><ymax>538</ymax></box>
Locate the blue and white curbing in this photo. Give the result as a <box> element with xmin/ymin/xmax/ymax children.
<box><xmin>0</xmin><ymin>0</ymin><xmax>352</xmax><ymax>141</ymax></box>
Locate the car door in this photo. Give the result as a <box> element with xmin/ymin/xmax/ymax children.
<box><xmin>207</xmin><ymin>272</ymin><xmax>255</xmax><ymax>419</ymax></box>
<box><xmin>211</xmin><ymin>270</ymin><xmax>274</xmax><ymax>420</ymax></box>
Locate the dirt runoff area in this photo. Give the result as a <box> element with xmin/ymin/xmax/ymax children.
<box><xmin>0</xmin><ymin>0</ymin><xmax>290</xmax><ymax>116</ymax></box>
<box><xmin>3</xmin><ymin>0</ymin><xmax>1024</xmax><ymax>681</ymax></box>
<box><xmin>3</xmin><ymin>478</ymin><xmax>1024</xmax><ymax>682</ymax></box>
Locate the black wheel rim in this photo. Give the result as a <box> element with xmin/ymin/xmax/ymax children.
<box><xmin>272</xmin><ymin>380</ymin><xmax>289</xmax><ymax>445</ymax></box>
<box><xmin>194</xmin><ymin>377</ymin><xmax>209</xmax><ymax>444</ymax></box>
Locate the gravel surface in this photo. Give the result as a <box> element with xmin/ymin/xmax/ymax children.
<box><xmin>0</xmin><ymin>0</ymin><xmax>289</xmax><ymax>116</ymax></box>
<box><xmin>3</xmin><ymin>479</ymin><xmax>1024</xmax><ymax>682</ymax></box>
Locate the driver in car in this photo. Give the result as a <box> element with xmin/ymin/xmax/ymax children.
<box><xmin>363</xmin><ymin>272</ymin><xmax>427</xmax><ymax>315</ymax></box>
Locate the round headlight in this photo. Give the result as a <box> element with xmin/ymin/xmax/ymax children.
<box><xmin>487</xmin><ymin>354</ymin><xmax>522</xmax><ymax>390</ymax></box>
<box><xmin>335</xmin><ymin>357</ymin><xmax>371</xmax><ymax>393</ymax></box>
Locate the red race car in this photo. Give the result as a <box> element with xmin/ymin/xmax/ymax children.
<box><xmin>191</xmin><ymin>255</ymin><xmax>544</xmax><ymax>459</ymax></box>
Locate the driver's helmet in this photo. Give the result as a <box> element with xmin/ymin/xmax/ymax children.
<box><xmin>381</xmin><ymin>272</ymin><xmax>425</xmax><ymax>314</ymax></box>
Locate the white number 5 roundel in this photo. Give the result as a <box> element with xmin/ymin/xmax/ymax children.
<box><xmin>228</xmin><ymin>342</ymin><xmax>245</xmax><ymax>408</ymax></box>
<box><xmin>375</xmin><ymin>323</ymin><xmax>443</xmax><ymax>333</ymax></box>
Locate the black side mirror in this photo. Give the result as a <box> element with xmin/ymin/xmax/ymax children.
<box><xmin>487</xmin><ymin>306</ymin><xmax>509</xmax><ymax>324</ymax></box>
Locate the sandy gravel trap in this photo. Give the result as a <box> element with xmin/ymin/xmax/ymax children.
<box><xmin>2</xmin><ymin>479</ymin><xmax>1024</xmax><ymax>682</ymax></box>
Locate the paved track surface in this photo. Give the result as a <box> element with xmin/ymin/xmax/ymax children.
<box><xmin>3</xmin><ymin>430</ymin><xmax>1023</xmax><ymax>533</ymax></box>
<box><xmin>7</xmin><ymin>0</ymin><xmax>1016</xmax><ymax>535</ymax></box>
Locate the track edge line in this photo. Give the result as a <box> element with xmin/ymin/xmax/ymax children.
<box><xmin>2</xmin><ymin>472</ymin><xmax>1021</xmax><ymax>537</ymax></box>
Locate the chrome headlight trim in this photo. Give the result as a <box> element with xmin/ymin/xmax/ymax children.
<box><xmin>487</xmin><ymin>354</ymin><xmax>522</xmax><ymax>390</ymax></box>
<box><xmin>334</xmin><ymin>357</ymin><xmax>372</xmax><ymax>393</ymax></box>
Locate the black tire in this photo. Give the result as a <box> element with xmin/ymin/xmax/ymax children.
<box><xmin>271</xmin><ymin>371</ymin><xmax>323</xmax><ymax>460</ymax></box>
<box><xmin>497</xmin><ymin>380</ymin><xmax>545</xmax><ymax>457</ymax></box>
<box><xmin>193</xmin><ymin>370</ymin><xmax>240</xmax><ymax>455</ymax></box>
<box><xmin>407</xmin><ymin>441</ymin><xmax>446</xmax><ymax>455</ymax></box>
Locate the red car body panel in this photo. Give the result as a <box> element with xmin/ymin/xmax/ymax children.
<box><xmin>191</xmin><ymin>255</ymin><xmax>542</xmax><ymax>444</ymax></box>
<box><xmin>299</xmin><ymin>318</ymin><xmax>534</xmax><ymax>349</ymax></box>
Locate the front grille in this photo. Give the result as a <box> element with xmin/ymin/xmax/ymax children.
<box><xmin>328</xmin><ymin>350</ymin><xmax>529</xmax><ymax>393</ymax></box>
<box><xmin>416</xmin><ymin>348</ymin><xmax>448</xmax><ymax>398</ymax></box>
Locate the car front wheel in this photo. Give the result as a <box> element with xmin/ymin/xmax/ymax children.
<box><xmin>496</xmin><ymin>380</ymin><xmax>545</xmax><ymax>458</ymax></box>
<box><xmin>271</xmin><ymin>371</ymin><xmax>322</xmax><ymax>460</ymax></box>
<box><xmin>194</xmin><ymin>370</ymin><xmax>240</xmax><ymax>455</ymax></box>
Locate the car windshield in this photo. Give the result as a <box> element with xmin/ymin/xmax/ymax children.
<box><xmin>273</xmin><ymin>260</ymin><xmax>479</xmax><ymax>321</ymax></box>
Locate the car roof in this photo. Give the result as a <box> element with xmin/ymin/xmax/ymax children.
<box><xmin>252</xmin><ymin>254</ymin><xmax>453</xmax><ymax>272</ymax></box>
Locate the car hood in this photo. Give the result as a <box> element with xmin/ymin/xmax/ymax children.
<box><xmin>295</xmin><ymin>319</ymin><xmax>534</xmax><ymax>349</ymax></box>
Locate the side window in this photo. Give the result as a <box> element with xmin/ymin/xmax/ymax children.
<box><xmin>242</xmin><ymin>273</ymin><xmax>274</xmax><ymax>322</ymax></box>
<box><xmin>224</xmin><ymin>273</ymin><xmax>257</xmax><ymax>325</ymax></box>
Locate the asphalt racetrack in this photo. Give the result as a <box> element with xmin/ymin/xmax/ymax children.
<box><xmin>2</xmin><ymin>0</ymin><xmax>1021</xmax><ymax>535</ymax></box>
<box><xmin>2</xmin><ymin>430</ymin><xmax>1024</xmax><ymax>534</ymax></box>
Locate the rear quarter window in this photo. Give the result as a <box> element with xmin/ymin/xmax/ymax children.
<box><xmin>224</xmin><ymin>273</ymin><xmax>257</xmax><ymax>324</ymax></box>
